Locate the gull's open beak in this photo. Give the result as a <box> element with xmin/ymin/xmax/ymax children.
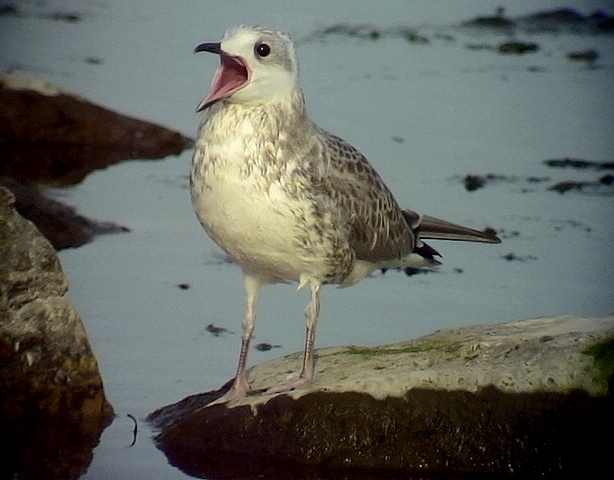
<box><xmin>195</xmin><ymin>42</ymin><xmax>249</xmax><ymax>112</ymax></box>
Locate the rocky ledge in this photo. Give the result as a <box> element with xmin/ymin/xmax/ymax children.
<box><xmin>150</xmin><ymin>315</ymin><xmax>613</xmax><ymax>479</ymax></box>
<box><xmin>0</xmin><ymin>186</ymin><xmax>114</xmax><ymax>480</ymax></box>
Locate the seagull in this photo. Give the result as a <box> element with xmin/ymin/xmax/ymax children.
<box><xmin>190</xmin><ymin>25</ymin><xmax>500</xmax><ymax>405</ymax></box>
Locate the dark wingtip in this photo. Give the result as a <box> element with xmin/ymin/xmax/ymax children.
<box><xmin>482</xmin><ymin>227</ymin><xmax>502</xmax><ymax>243</ymax></box>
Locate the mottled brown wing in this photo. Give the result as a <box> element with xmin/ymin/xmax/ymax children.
<box><xmin>320</xmin><ymin>130</ymin><xmax>415</xmax><ymax>262</ymax></box>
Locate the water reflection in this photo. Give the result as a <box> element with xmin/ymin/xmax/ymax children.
<box><xmin>1</xmin><ymin>386</ymin><xmax>114</xmax><ymax>480</ymax></box>
<box><xmin>0</xmin><ymin>74</ymin><xmax>192</xmax><ymax>249</ymax></box>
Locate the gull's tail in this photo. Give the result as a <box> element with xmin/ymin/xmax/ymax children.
<box><xmin>404</xmin><ymin>210</ymin><xmax>501</xmax><ymax>244</ymax></box>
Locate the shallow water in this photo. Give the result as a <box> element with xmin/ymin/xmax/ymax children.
<box><xmin>2</xmin><ymin>1</ymin><xmax>614</xmax><ymax>478</ymax></box>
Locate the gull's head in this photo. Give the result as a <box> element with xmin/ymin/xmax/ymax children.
<box><xmin>195</xmin><ymin>25</ymin><xmax>300</xmax><ymax>111</ymax></box>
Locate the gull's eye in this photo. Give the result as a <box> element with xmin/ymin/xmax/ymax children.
<box><xmin>255</xmin><ymin>42</ymin><xmax>270</xmax><ymax>58</ymax></box>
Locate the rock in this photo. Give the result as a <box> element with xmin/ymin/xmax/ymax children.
<box><xmin>541</xmin><ymin>158</ymin><xmax>614</xmax><ymax>196</ymax></box>
<box><xmin>0</xmin><ymin>72</ymin><xmax>191</xmax><ymax>249</ymax></box>
<box><xmin>500</xmin><ymin>252</ymin><xmax>537</xmax><ymax>262</ymax></box>
<box><xmin>462</xmin><ymin>8</ymin><xmax>614</xmax><ymax>34</ymax></box>
<box><xmin>0</xmin><ymin>177</ymin><xmax>130</xmax><ymax>250</ymax></box>
<box><xmin>566</xmin><ymin>49</ymin><xmax>599</xmax><ymax>63</ymax></box>
<box><xmin>150</xmin><ymin>315</ymin><xmax>614</xmax><ymax>478</ymax></box>
<box><xmin>463</xmin><ymin>173</ymin><xmax>487</xmax><ymax>191</ymax></box>
<box><xmin>0</xmin><ymin>72</ymin><xmax>192</xmax><ymax>186</ymax></box>
<box><xmin>543</xmin><ymin>158</ymin><xmax>614</xmax><ymax>170</ymax></box>
<box><xmin>497</xmin><ymin>41</ymin><xmax>539</xmax><ymax>55</ymax></box>
<box><xmin>304</xmin><ymin>23</ymin><xmax>429</xmax><ymax>44</ymax></box>
<box><xmin>461</xmin><ymin>8</ymin><xmax>515</xmax><ymax>32</ymax></box>
<box><xmin>600</xmin><ymin>173</ymin><xmax>614</xmax><ymax>186</ymax></box>
<box><xmin>460</xmin><ymin>172</ymin><xmax>550</xmax><ymax>192</ymax></box>
<box><xmin>547</xmin><ymin>179</ymin><xmax>614</xmax><ymax>195</ymax></box>
<box><xmin>0</xmin><ymin>186</ymin><xmax>114</xmax><ymax>480</ymax></box>
<box><xmin>0</xmin><ymin>4</ymin><xmax>82</xmax><ymax>22</ymax></box>
<box><xmin>518</xmin><ymin>8</ymin><xmax>614</xmax><ymax>34</ymax></box>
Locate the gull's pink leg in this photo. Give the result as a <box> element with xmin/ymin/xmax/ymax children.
<box><xmin>208</xmin><ymin>274</ymin><xmax>261</xmax><ymax>405</ymax></box>
<box><xmin>268</xmin><ymin>282</ymin><xmax>320</xmax><ymax>394</ymax></box>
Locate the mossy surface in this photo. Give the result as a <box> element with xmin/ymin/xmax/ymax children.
<box><xmin>340</xmin><ymin>338</ymin><xmax>464</xmax><ymax>358</ymax></box>
<box><xmin>583</xmin><ymin>336</ymin><xmax>614</xmax><ymax>393</ymax></box>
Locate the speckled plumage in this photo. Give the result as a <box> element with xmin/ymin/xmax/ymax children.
<box><xmin>191</xmin><ymin>101</ymin><xmax>422</xmax><ymax>288</ymax></box>
<box><xmin>190</xmin><ymin>25</ymin><xmax>500</xmax><ymax>404</ymax></box>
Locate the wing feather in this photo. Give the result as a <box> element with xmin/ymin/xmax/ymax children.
<box><xmin>319</xmin><ymin>129</ymin><xmax>415</xmax><ymax>262</ymax></box>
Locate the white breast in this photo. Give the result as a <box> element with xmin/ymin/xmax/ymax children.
<box><xmin>190</xmin><ymin>105</ymin><xmax>349</xmax><ymax>284</ymax></box>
